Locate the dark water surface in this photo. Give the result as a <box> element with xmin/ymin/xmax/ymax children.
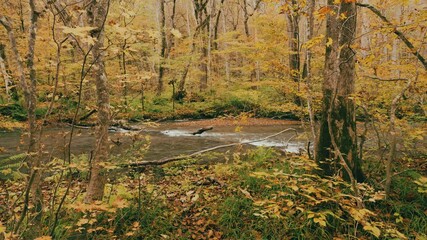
<box><xmin>0</xmin><ymin>121</ymin><xmax>305</xmax><ymax>161</ymax></box>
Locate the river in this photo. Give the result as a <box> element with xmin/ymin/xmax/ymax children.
<box><xmin>0</xmin><ymin>119</ymin><xmax>306</xmax><ymax>161</ymax></box>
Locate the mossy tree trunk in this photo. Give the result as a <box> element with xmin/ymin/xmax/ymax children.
<box><xmin>315</xmin><ymin>0</ymin><xmax>364</xmax><ymax>182</ymax></box>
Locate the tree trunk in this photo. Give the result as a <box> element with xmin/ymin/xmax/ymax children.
<box><xmin>0</xmin><ymin>43</ymin><xmax>18</xmax><ymax>102</ymax></box>
<box><xmin>0</xmin><ymin>0</ymin><xmax>43</xmax><ymax>226</ymax></box>
<box><xmin>213</xmin><ymin>0</ymin><xmax>226</xmax><ymax>50</ymax></box>
<box><xmin>0</xmin><ymin>17</ymin><xmax>34</xmax><ymax>138</ymax></box>
<box><xmin>302</xmin><ymin>0</ymin><xmax>316</xmax><ymax>159</ymax></box>
<box><xmin>121</xmin><ymin>42</ymin><xmax>128</xmax><ymax>105</ymax></box>
<box><xmin>85</xmin><ymin>0</ymin><xmax>111</xmax><ymax>203</ymax></box>
<box><xmin>243</xmin><ymin>0</ymin><xmax>250</xmax><ymax>37</ymax></box>
<box><xmin>385</xmin><ymin>76</ymin><xmax>413</xmax><ymax>198</ymax></box>
<box><xmin>287</xmin><ymin>0</ymin><xmax>300</xmax><ymax>84</ymax></box>
<box><xmin>199</xmin><ymin>41</ymin><xmax>208</xmax><ymax>91</ymax></box>
<box><xmin>222</xmin><ymin>11</ymin><xmax>230</xmax><ymax>82</ymax></box>
<box><xmin>359</xmin><ymin>0</ymin><xmax>370</xmax><ymax>58</ymax></box>
<box><xmin>176</xmin><ymin>1</ymin><xmax>197</xmax><ymax>94</ymax></box>
<box><xmin>194</xmin><ymin>0</ymin><xmax>209</xmax><ymax>91</ymax></box>
<box><xmin>27</xmin><ymin>0</ymin><xmax>43</xmax><ymax>216</ymax></box>
<box><xmin>167</xmin><ymin>0</ymin><xmax>177</xmax><ymax>55</ymax></box>
<box><xmin>315</xmin><ymin>0</ymin><xmax>364</xmax><ymax>182</ymax></box>
<box><xmin>157</xmin><ymin>0</ymin><xmax>167</xmax><ymax>95</ymax></box>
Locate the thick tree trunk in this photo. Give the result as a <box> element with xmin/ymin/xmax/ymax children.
<box><xmin>85</xmin><ymin>0</ymin><xmax>111</xmax><ymax>203</ymax></box>
<box><xmin>316</xmin><ymin>1</ymin><xmax>364</xmax><ymax>182</ymax></box>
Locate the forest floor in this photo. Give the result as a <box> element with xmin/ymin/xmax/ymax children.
<box><xmin>1</xmin><ymin>147</ymin><xmax>426</xmax><ymax>239</ymax></box>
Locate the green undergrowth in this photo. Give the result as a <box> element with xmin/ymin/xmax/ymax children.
<box><xmin>0</xmin><ymin>153</ymin><xmax>27</xmax><ymax>180</ymax></box>
<box><xmin>2</xmin><ymin>147</ymin><xmax>426</xmax><ymax>239</ymax></box>
<box><xmin>0</xmin><ymin>92</ymin><xmax>299</xmax><ymax>126</ymax></box>
<box><xmin>126</xmin><ymin>93</ymin><xmax>300</xmax><ymax>121</ymax></box>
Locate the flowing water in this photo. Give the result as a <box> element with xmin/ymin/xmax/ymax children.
<box><xmin>0</xmin><ymin>120</ymin><xmax>306</xmax><ymax>161</ymax></box>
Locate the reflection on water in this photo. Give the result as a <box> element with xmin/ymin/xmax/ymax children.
<box><xmin>248</xmin><ymin>141</ymin><xmax>302</xmax><ymax>153</ymax></box>
<box><xmin>160</xmin><ymin>127</ymin><xmax>305</xmax><ymax>153</ymax></box>
<box><xmin>0</xmin><ymin>121</ymin><xmax>306</xmax><ymax>161</ymax></box>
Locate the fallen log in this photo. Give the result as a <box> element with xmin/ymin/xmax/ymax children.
<box><xmin>121</xmin><ymin>128</ymin><xmax>297</xmax><ymax>168</ymax></box>
<box><xmin>79</xmin><ymin>109</ymin><xmax>97</xmax><ymax>121</ymax></box>
<box><xmin>64</xmin><ymin>122</ymin><xmax>93</xmax><ymax>129</ymax></box>
<box><xmin>64</xmin><ymin>121</ymin><xmax>141</xmax><ymax>132</ymax></box>
<box><xmin>192</xmin><ymin>126</ymin><xmax>213</xmax><ymax>135</ymax></box>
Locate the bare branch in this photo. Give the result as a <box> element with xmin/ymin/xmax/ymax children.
<box><xmin>357</xmin><ymin>3</ymin><xmax>427</xmax><ymax>70</ymax></box>
<box><xmin>363</xmin><ymin>75</ymin><xmax>408</xmax><ymax>82</ymax></box>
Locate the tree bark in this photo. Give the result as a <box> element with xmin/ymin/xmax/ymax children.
<box><xmin>302</xmin><ymin>0</ymin><xmax>316</xmax><ymax>160</ymax></box>
<box><xmin>84</xmin><ymin>0</ymin><xmax>111</xmax><ymax>203</ymax></box>
<box><xmin>167</xmin><ymin>0</ymin><xmax>177</xmax><ymax>55</ymax></box>
<box><xmin>121</xmin><ymin>41</ymin><xmax>128</xmax><ymax>105</ymax></box>
<box><xmin>27</xmin><ymin>0</ymin><xmax>43</xmax><ymax>217</ymax></box>
<box><xmin>287</xmin><ymin>0</ymin><xmax>300</xmax><ymax>84</ymax></box>
<box><xmin>0</xmin><ymin>43</ymin><xmax>17</xmax><ymax>102</ymax></box>
<box><xmin>194</xmin><ymin>0</ymin><xmax>210</xmax><ymax>91</ymax></box>
<box><xmin>157</xmin><ymin>0</ymin><xmax>167</xmax><ymax>95</ymax></box>
<box><xmin>213</xmin><ymin>0</ymin><xmax>226</xmax><ymax>50</ymax></box>
<box><xmin>222</xmin><ymin>11</ymin><xmax>230</xmax><ymax>82</ymax></box>
<box><xmin>316</xmin><ymin>0</ymin><xmax>364</xmax><ymax>182</ymax></box>
<box><xmin>243</xmin><ymin>0</ymin><xmax>250</xmax><ymax>37</ymax></box>
<box><xmin>359</xmin><ymin>0</ymin><xmax>370</xmax><ymax>58</ymax></box>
